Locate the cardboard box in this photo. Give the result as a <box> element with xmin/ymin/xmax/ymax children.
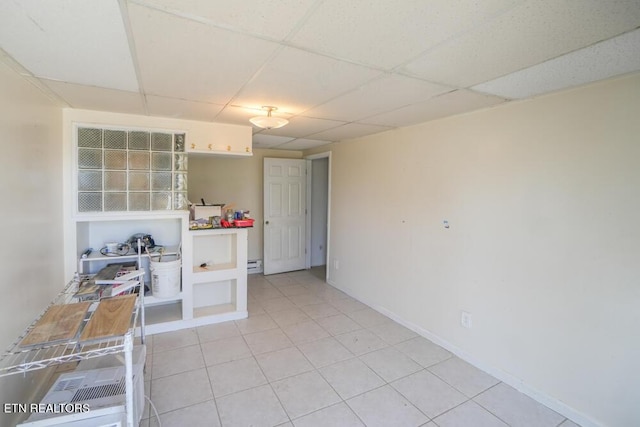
<box><xmin>194</xmin><ymin>205</ymin><xmax>223</xmax><ymax>220</ymax></box>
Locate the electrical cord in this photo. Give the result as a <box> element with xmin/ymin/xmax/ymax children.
<box><xmin>145</xmin><ymin>395</ymin><xmax>162</xmax><ymax>427</ymax></box>
<box><xmin>99</xmin><ymin>245</ymin><xmax>165</xmax><ymax>257</ymax></box>
<box><xmin>99</xmin><ymin>245</ymin><xmax>131</xmax><ymax>257</ymax></box>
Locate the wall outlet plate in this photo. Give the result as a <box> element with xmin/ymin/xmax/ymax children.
<box><xmin>461</xmin><ymin>311</ymin><xmax>472</xmax><ymax>329</ymax></box>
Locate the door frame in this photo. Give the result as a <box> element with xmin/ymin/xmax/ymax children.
<box><xmin>305</xmin><ymin>151</ymin><xmax>332</xmax><ymax>282</ymax></box>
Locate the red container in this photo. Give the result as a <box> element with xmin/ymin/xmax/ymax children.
<box><xmin>234</xmin><ymin>218</ymin><xmax>254</xmax><ymax>227</ymax></box>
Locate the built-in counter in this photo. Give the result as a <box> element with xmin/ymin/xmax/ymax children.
<box><xmin>74</xmin><ymin>213</ymin><xmax>248</xmax><ymax>335</ymax></box>
<box><xmin>181</xmin><ymin>227</ymin><xmax>248</xmax><ymax>328</ymax></box>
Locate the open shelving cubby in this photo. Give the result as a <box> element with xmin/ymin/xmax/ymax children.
<box><xmin>192</xmin><ymin>231</ymin><xmax>238</xmax><ymax>272</ymax></box>
<box><xmin>184</xmin><ymin>228</ymin><xmax>248</xmax><ymax>325</ymax></box>
<box><xmin>193</xmin><ymin>279</ymin><xmax>237</xmax><ymax>318</ymax></box>
<box><xmin>74</xmin><ymin>212</ymin><xmax>189</xmax><ymax>333</ymax></box>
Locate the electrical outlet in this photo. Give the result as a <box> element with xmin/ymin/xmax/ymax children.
<box><xmin>334</xmin><ymin>259</ymin><xmax>340</xmax><ymax>270</ymax></box>
<box><xmin>461</xmin><ymin>311</ymin><xmax>472</xmax><ymax>329</ymax></box>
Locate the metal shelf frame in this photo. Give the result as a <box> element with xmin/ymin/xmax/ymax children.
<box><xmin>0</xmin><ymin>271</ymin><xmax>146</xmax><ymax>427</ymax></box>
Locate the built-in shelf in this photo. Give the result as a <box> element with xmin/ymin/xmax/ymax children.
<box><xmin>188</xmin><ymin>148</ymin><xmax>253</xmax><ymax>158</ymax></box>
<box><xmin>184</xmin><ymin>228</ymin><xmax>247</xmax><ymax>325</ymax></box>
<box><xmin>75</xmin><ymin>212</ymin><xmax>189</xmax><ymax>335</ymax></box>
<box><xmin>145</xmin><ymin>302</ymin><xmax>183</xmax><ymax>327</ymax></box>
<box><xmin>82</xmin><ymin>244</ymin><xmax>180</xmax><ymax>263</ymax></box>
<box><xmin>144</xmin><ymin>292</ymin><xmax>183</xmax><ymax>307</ymax></box>
<box><xmin>193</xmin><ymin>279</ymin><xmax>236</xmax><ymax>317</ymax></box>
<box><xmin>68</xmin><ymin>118</ymin><xmax>252</xmax><ymax>337</ymax></box>
<box><xmin>194</xmin><ymin>303</ymin><xmax>237</xmax><ymax>318</ymax></box>
<box><xmin>75</xmin><ymin>214</ymin><xmax>184</xmax><ymax>277</ymax></box>
<box><xmin>73</xmin><ymin>213</ymin><xmax>248</xmax><ymax>335</ymax></box>
<box><xmin>193</xmin><ymin>262</ymin><xmax>237</xmax><ymax>274</ymax></box>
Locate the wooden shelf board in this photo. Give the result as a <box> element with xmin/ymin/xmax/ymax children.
<box><xmin>80</xmin><ymin>295</ymin><xmax>137</xmax><ymax>342</ymax></box>
<box><xmin>20</xmin><ymin>302</ymin><xmax>91</xmax><ymax>347</ymax></box>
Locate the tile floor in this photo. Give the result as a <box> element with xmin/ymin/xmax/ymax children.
<box><xmin>141</xmin><ymin>268</ymin><xmax>580</xmax><ymax>427</ymax></box>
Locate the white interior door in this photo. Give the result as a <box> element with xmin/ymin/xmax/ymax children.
<box><xmin>264</xmin><ymin>158</ymin><xmax>307</xmax><ymax>275</ymax></box>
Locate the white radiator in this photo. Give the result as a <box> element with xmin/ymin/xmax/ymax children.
<box><xmin>248</xmin><ymin>259</ymin><xmax>263</xmax><ymax>274</ymax></box>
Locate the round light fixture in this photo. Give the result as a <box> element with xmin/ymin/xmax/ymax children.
<box><xmin>249</xmin><ymin>106</ymin><xmax>289</xmax><ymax>129</ymax></box>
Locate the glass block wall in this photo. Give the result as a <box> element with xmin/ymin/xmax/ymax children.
<box><xmin>77</xmin><ymin>127</ymin><xmax>188</xmax><ymax>212</ymax></box>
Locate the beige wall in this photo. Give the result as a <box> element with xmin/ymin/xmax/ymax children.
<box><xmin>0</xmin><ymin>61</ymin><xmax>64</xmax><ymax>424</ymax></box>
<box><xmin>188</xmin><ymin>148</ymin><xmax>303</xmax><ymax>261</ymax></box>
<box><xmin>2</xmin><ymin>53</ymin><xmax>636</xmax><ymax>426</ymax></box>
<box><xmin>308</xmin><ymin>73</ymin><xmax>640</xmax><ymax>427</ymax></box>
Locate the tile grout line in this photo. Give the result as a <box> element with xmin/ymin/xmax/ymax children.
<box><xmin>247</xmin><ymin>339</ymin><xmax>294</xmax><ymax>427</ymax></box>
<box><xmin>254</xmin><ymin>274</ymin><xmax>367</xmax><ymax>425</ymax></box>
<box><xmin>153</xmin><ymin>271</ymin><xmax>523</xmax><ymax>426</ymax></box>
<box><xmin>198</xmin><ymin>331</ymin><xmax>224</xmax><ymax>427</ymax></box>
<box><xmin>273</xmin><ymin>275</ymin><xmax>464</xmax><ymax>425</ymax></box>
<box><xmin>467</xmin><ymin>381</ymin><xmax>514</xmax><ymax>427</ymax></box>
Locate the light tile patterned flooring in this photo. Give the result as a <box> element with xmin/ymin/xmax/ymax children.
<box><xmin>141</xmin><ymin>268</ymin><xmax>580</xmax><ymax>427</ymax></box>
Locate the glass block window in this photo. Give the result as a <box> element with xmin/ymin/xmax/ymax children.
<box><xmin>76</xmin><ymin>127</ymin><xmax>188</xmax><ymax>212</ymax></box>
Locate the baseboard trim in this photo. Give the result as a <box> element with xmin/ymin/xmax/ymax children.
<box><xmin>327</xmin><ymin>278</ymin><xmax>602</xmax><ymax>427</ymax></box>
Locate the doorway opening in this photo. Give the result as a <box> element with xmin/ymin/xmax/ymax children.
<box><xmin>306</xmin><ymin>152</ymin><xmax>331</xmax><ymax>282</ymax></box>
<box><xmin>262</xmin><ymin>153</ymin><xmax>331</xmax><ymax>280</ymax></box>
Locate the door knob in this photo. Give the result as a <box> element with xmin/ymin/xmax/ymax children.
<box><xmin>265</xmin><ymin>220</ymin><xmax>269</xmax><ymax>225</ymax></box>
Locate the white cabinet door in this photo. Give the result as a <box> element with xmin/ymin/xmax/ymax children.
<box><xmin>263</xmin><ymin>158</ymin><xmax>307</xmax><ymax>275</ymax></box>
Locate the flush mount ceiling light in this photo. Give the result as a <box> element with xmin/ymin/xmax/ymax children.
<box><xmin>249</xmin><ymin>106</ymin><xmax>289</xmax><ymax>129</ymax></box>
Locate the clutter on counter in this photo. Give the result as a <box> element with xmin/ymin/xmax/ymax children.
<box><xmin>189</xmin><ymin>208</ymin><xmax>254</xmax><ymax>230</ymax></box>
<box><xmin>189</xmin><ymin>217</ymin><xmax>254</xmax><ymax>230</ymax></box>
<box><xmin>189</xmin><ymin>199</ymin><xmax>254</xmax><ymax>230</ymax></box>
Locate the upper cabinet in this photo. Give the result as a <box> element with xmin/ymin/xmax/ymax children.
<box><xmin>186</xmin><ymin>123</ymin><xmax>253</xmax><ymax>157</ymax></box>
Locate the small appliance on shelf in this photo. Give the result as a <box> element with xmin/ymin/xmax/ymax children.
<box><xmin>192</xmin><ymin>199</ymin><xmax>224</xmax><ymax>221</ymax></box>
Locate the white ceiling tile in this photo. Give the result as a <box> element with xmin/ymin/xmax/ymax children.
<box><xmin>472</xmin><ymin>29</ymin><xmax>640</xmax><ymax>99</ymax></box>
<box><xmin>42</xmin><ymin>80</ymin><xmax>145</xmax><ymax>114</ymax></box>
<box><xmin>305</xmin><ymin>74</ymin><xmax>452</xmax><ymax>121</ymax></box>
<box><xmin>252</xmin><ymin>134</ymin><xmax>295</xmax><ymax>148</ymax></box>
<box><xmin>402</xmin><ymin>0</ymin><xmax>640</xmax><ymax>87</ymax></box>
<box><xmin>0</xmin><ymin>0</ymin><xmax>138</xmax><ymax>91</ymax></box>
<box><xmin>290</xmin><ymin>0</ymin><xmax>517</xmax><ymax>69</ymax></box>
<box><xmin>128</xmin><ymin>3</ymin><xmax>280</xmax><ymax>103</ymax></box>
<box><xmin>2</xmin><ymin>0</ymin><xmax>635</xmax><ymax>150</ymax></box>
<box><xmin>135</xmin><ymin>0</ymin><xmax>317</xmax><ymax>41</ymax></box>
<box><xmin>263</xmin><ymin>116</ymin><xmax>345</xmax><ymax>138</ymax></box>
<box><xmin>276</xmin><ymin>138</ymin><xmax>331</xmax><ymax>150</ymax></box>
<box><xmin>146</xmin><ymin>95</ymin><xmax>224</xmax><ymax>121</ymax></box>
<box><xmin>308</xmin><ymin>123</ymin><xmax>392</xmax><ymax>142</ymax></box>
<box><xmin>233</xmin><ymin>47</ymin><xmax>382</xmax><ymax>114</ymax></box>
<box><xmin>362</xmin><ymin>90</ymin><xmax>507</xmax><ymax>127</ymax></box>
<box><xmin>214</xmin><ymin>105</ymin><xmax>294</xmax><ymax>127</ymax></box>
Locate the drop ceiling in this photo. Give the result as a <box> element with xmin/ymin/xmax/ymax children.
<box><xmin>1</xmin><ymin>0</ymin><xmax>639</xmax><ymax>150</ymax></box>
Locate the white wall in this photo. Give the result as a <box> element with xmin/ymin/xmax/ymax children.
<box><xmin>188</xmin><ymin>149</ymin><xmax>303</xmax><ymax>261</ymax></box>
<box><xmin>310</xmin><ymin>73</ymin><xmax>640</xmax><ymax>427</ymax></box>
<box><xmin>0</xmin><ymin>61</ymin><xmax>64</xmax><ymax>425</ymax></box>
